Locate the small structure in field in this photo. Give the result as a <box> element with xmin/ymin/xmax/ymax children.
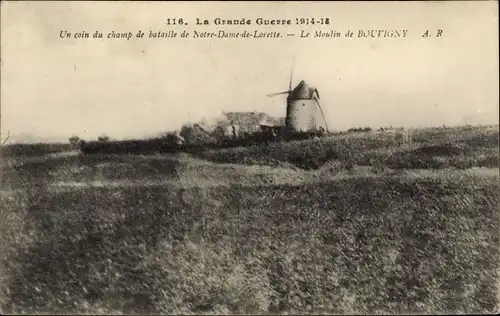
<box><xmin>215</xmin><ymin>111</ymin><xmax>284</xmax><ymax>139</ymax></box>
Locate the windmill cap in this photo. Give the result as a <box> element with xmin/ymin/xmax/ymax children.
<box><xmin>288</xmin><ymin>80</ymin><xmax>318</xmax><ymax>100</ymax></box>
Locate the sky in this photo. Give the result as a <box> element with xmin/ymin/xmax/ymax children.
<box><xmin>1</xmin><ymin>1</ymin><xmax>498</xmax><ymax>142</ymax></box>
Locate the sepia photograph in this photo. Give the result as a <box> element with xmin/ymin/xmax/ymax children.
<box><xmin>1</xmin><ymin>1</ymin><xmax>499</xmax><ymax>314</ymax></box>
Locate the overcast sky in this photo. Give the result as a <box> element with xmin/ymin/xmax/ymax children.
<box><xmin>1</xmin><ymin>1</ymin><xmax>498</xmax><ymax>142</ymax></box>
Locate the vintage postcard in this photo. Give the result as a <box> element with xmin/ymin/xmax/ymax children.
<box><xmin>1</xmin><ymin>1</ymin><xmax>498</xmax><ymax>315</ymax></box>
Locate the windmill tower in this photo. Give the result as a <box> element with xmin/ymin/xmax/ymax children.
<box><xmin>267</xmin><ymin>57</ymin><xmax>329</xmax><ymax>135</ymax></box>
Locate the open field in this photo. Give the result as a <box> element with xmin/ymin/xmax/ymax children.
<box><xmin>1</xmin><ymin>125</ymin><xmax>499</xmax><ymax>314</ymax></box>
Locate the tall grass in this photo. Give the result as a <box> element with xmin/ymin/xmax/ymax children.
<box><xmin>1</xmin><ymin>171</ymin><xmax>498</xmax><ymax>314</ymax></box>
<box><xmin>1</xmin><ymin>125</ymin><xmax>498</xmax><ymax>314</ymax></box>
<box><xmin>197</xmin><ymin>126</ymin><xmax>499</xmax><ymax>170</ymax></box>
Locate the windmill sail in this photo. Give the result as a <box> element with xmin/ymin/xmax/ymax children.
<box><xmin>267</xmin><ymin>56</ymin><xmax>295</xmax><ymax>98</ymax></box>
<box><xmin>267</xmin><ymin>91</ymin><xmax>290</xmax><ymax>97</ymax></box>
<box><xmin>314</xmin><ymin>98</ymin><xmax>329</xmax><ymax>133</ymax></box>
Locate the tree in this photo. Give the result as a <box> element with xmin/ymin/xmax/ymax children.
<box><xmin>179</xmin><ymin>124</ymin><xmax>195</xmax><ymax>145</ymax></box>
<box><xmin>69</xmin><ymin>135</ymin><xmax>80</xmax><ymax>144</ymax></box>
<box><xmin>213</xmin><ymin>126</ymin><xmax>227</xmax><ymax>142</ymax></box>
<box><xmin>98</xmin><ymin>135</ymin><xmax>110</xmax><ymax>142</ymax></box>
<box><xmin>69</xmin><ymin>135</ymin><xmax>81</xmax><ymax>150</ymax></box>
<box><xmin>159</xmin><ymin>132</ymin><xmax>184</xmax><ymax>145</ymax></box>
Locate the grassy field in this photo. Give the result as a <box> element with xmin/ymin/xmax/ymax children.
<box><xmin>1</xmin><ymin>125</ymin><xmax>499</xmax><ymax>314</ymax></box>
<box><xmin>1</xmin><ymin>143</ymin><xmax>75</xmax><ymax>158</ymax></box>
<box><xmin>196</xmin><ymin>125</ymin><xmax>499</xmax><ymax>170</ymax></box>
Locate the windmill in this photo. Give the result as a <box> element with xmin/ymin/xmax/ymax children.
<box><xmin>267</xmin><ymin>57</ymin><xmax>329</xmax><ymax>136</ymax></box>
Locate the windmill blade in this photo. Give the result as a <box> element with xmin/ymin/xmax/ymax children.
<box><xmin>267</xmin><ymin>91</ymin><xmax>291</xmax><ymax>97</ymax></box>
<box><xmin>314</xmin><ymin>98</ymin><xmax>329</xmax><ymax>133</ymax></box>
<box><xmin>289</xmin><ymin>56</ymin><xmax>295</xmax><ymax>91</ymax></box>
